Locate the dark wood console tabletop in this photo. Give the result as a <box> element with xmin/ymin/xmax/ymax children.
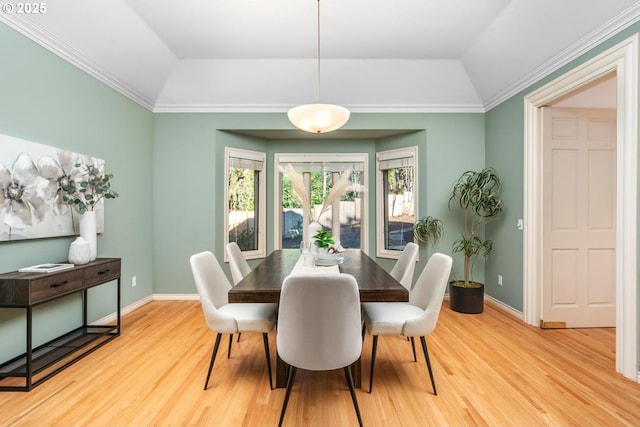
<box><xmin>0</xmin><ymin>258</ymin><xmax>121</xmax><ymax>391</ymax></box>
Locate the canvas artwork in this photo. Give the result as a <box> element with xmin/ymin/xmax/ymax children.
<box><xmin>0</xmin><ymin>133</ymin><xmax>106</xmax><ymax>241</ymax></box>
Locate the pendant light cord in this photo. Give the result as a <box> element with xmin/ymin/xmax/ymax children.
<box><xmin>286</xmin><ymin>0</ymin><xmax>350</xmax><ymax>133</ymax></box>
<box><xmin>316</xmin><ymin>0</ymin><xmax>321</xmax><ymax>104</ymax></box>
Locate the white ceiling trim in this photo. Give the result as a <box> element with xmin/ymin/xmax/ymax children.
<box><xmin>484</xmin><ymin>2</ymin><xmax>640</xmax><ymax>111</ymax></box>
<box><xmin>0</xmin><ymin>9</ymin><xmax>155</xmax><ymax>110</ymax></box>
<box><xmin>152</xmin><ymin>103</ymin><xmax>485</xmax><ymax>114</ymax></box>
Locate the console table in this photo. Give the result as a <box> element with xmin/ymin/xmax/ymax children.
<box><xmin>0</xmin><ymin>258</ymin><xmax>121</xmax><ymax>391</ymax></box>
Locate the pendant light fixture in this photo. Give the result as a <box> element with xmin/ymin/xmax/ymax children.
<box><xmin>288</xmin><ymin>0</ymin><xmax>350</xmax><ymax>134</ymax></box>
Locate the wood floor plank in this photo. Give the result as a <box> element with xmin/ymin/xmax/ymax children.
<box><xmin>1</xmin><ymin>300</ymin><xmax>639</xmax><ymax>426</ymax></box>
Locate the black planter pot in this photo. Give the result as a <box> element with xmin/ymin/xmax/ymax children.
<box><xmin>449</xmin><ymin>281</ymin><xmax>484</xmax><ymax>314</ymax></box>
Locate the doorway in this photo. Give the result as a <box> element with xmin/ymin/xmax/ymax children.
<box><xmin>523</xmin><ymin>34</ymin><xmax>638</xmax><ymax>381</ymax></box>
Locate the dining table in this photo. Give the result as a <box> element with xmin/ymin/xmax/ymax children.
<box><xmin>228</xmin><ymin>249</ymin><xmax>409</xmax><ymax>388</ymax></box>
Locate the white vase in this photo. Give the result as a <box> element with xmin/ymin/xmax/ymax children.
<box><xmin>79</xmin><ymin>211</ymin><xmax>97</xmax><ymax>261</ymax></box>
<box><xmin>308</xmin><ymin>220</ymin><xmax>323</xmax><ymax>247</ymax></box>
<box><xmin>68</xmin><ymin>237</ymin><xmax>91</xmax><ymax>265</ymax></box>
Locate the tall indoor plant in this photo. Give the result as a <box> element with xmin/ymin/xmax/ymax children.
<box><xmin>448</xmin><ymin>167</ymin><xmax>504</xmax><ymax>313</ymax></box>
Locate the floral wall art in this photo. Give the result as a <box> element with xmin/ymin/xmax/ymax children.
<box><xmin>0</xmin><ymin>132</ymin><xmax>106</xmax><ymax>241</ymax></box>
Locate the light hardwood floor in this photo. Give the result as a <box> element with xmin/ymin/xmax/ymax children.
<box><xmin>1</xmin><ymin>300</ymin><xmax>639</xmax><ymax>426</ymax></box>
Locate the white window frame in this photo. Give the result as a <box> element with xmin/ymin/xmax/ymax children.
<box><xmin>224</xmin><ymin>147</ymin><xmax>266</xmax><ymax>260</ymax></box>
<box><xmin>376</xmin><ymin>146</ymin><xmax>418</xmax><ymax>259</ymax></box>
<box><xmin>274</xmin><ymin>153</ymin><xmax>369</xmax><ymax>253</ymax></box>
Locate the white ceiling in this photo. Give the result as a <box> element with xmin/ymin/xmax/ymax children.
<box><xmin>1</xmin><ymin>0</ymin><xmax>639</xmax><ymax>112</ymax></box>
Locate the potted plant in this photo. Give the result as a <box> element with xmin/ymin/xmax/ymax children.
<box><xmin>448</xmin><ymin>167</ymin><xmax>504</xmax><ymax>314</ymax></box>
<box><xmin>62</xmin><ymin>161</ymin><xmax>119</xmax><ymax>261</ymax></box>
<box><xmin>62</xmin><ymin>162</ymin><xmax>119</xmax><ymax>214</ymax></box>
<box><xmin>313</xmin><ymin>229</ymin><xmax>335</xmax><ymax>252</ymax></box>
<box><xmin>413</xmin><ymin>215</ymin><xmax>443</xmax><ymax>251</ymax></box>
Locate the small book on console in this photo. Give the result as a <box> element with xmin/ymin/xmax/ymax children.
<box><xmin>18</xmin><ymin>263</ymin><xmax>75</xmax><ymax>273</ymax></box>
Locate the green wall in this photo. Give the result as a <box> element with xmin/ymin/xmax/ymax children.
<box><xmin>152</xmin><ymin>113</ymin><xmax>485</xmax><ymax>294</ymax></box>
<box><xmin>484</xmin><ymin>97</ymin><xmax>525</xmax><ymax>309</ymax></box>
<box><xmin>0</xmin><ymin>23</ymin><xmax>154</xmax><ymax>362</ymax></box>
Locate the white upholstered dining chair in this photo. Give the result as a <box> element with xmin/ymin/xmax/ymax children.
<box><xmin>390</xmin><ymin>241</ymin><xmax>419</xmax><ymax>290</ymax></box>
<box><xmin>277</xmin><ymin>274</ymin><xmax>364</xmax><ymax>427</ymax></box>
<box><xmin>225</xmin><ymin>242</ymin><xmax>253</xmax><ymax>342</ymax></box>
<box><xmin>381</xmin><ymin>242</ymin><xmax>420</xmax><ymax>359</ymax></box>
<box><xmin>190</xmin><ymin>251</ymin><xmax>277</xmax><ymax>390</ymax></box>
<box><xmin>362</xmin><ymin>252</ymin><xmax>452</xmax><ymax>395</ymax></box>
<box><xmin>225</xmin><ymin>242</ymin><xmax>252</xmax><ymax>285</ymax></box>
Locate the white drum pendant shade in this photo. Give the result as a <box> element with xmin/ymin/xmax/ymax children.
<box><xmin>287</xmin><ymin>104</ymin><xmax>350</xmax><ymax>134</ymax></box>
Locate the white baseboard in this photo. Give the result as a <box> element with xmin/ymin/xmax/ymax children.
<box><xmin>90</xmin><ymin>295</ymin><xmax>153</xmax><ymax>325</ymax></box>
<box><xmin>444</xmin><ymin>293</ymin><xmax>524</xmax><ymax>320</ymax></box>
<box><xmin>485</xmin><ymin>295</ymin><xmax>524</xmax><ymax>320</ymax></box>
<box><xmin>152</xmin><ymin>294</ymin><xmax>200</xmax><ymax>301</ymax></box>
<box><xmin>90</xmin><ymin>294</ymin><xmax>199</xmax><ymax>325</ymax></box>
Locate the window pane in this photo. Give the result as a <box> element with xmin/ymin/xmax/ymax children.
<box><xmin>281</xmin><ymin>174</ymin><xmax>303</xmax><ymax>249</ymax></box>
<box><xmin>339</xmin><ymin>171</ymin><xmax>362</xmax><ymax>250</ymax></box>
<box><xmin>311</xmin><ymin>171</ymin><xmax>331</xmax><ymax>227</ymax></box>
<box><xmin>279</xmin><ymin>160</ymin><xmax>364</xmax><ymax>250</ymax></box>
<box><xmin>228</xmin><ymin>167</ymin><xmax>258</xmax><ymax>251</ymax></box>
<box><xmin>383</xmin><ymin>166</ymin><xmax>415</xmax><ymax>251</ymax></box>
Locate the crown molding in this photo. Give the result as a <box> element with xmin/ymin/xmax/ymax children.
<box><xmin>152</xmin><ymin>103</ymin><xmax>486</xmax><ymax>114</ymax></box>
<box><xmin>0</xmin><ymin>10</ymin><xmax>155</xmax><ymax>111</ymax></box>
<box><xmin>484</xmin><ymin>2</ymin><xmax>640</xmax><ymax>111</ymax></box>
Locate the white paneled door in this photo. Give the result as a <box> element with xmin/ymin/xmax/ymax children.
<box><xmin>542</xmin><ymin>107</ymin><xmax>616</xmax><ymax>328</ymax></box>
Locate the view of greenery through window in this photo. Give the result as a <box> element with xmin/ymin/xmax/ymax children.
<box><xmin>227</xmin><ymin>150</ymin><xmax>414</xmax><ymax>257</ymax></box>
<box><xmin>383</xmin><ymin>166</ymin><xmax>415</xmax><ymax>250</ymax></box>
<box><xmin>281</xmin><ymin>170</ymin><xmax>363</xmax><ymax>250</ymax></box>
<box><xmin>228</xmin><ymin>166</ymin><xmax>258</xmax><ymax>251</ymax></box>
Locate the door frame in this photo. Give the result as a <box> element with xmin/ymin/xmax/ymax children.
<box><xmin>523</xmin><ymin>34</ymin><xmax>638</xmax><ymax>381</ymax></box>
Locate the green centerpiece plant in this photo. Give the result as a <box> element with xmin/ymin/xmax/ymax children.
<box><xmin>313</xmin><ymin>229</ymin><xmax>335</xmax><ymax>251</ymax></box>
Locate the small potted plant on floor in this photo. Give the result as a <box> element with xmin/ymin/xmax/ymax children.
<box><xmin>413</xmin><ymin>215</ymin><xmax>443</xmax><ymax>252</ymax></box>
<box><xmin>448</xmin><ymin>167</ymin><xmax>504</xmax><ymax>314</ymax></box>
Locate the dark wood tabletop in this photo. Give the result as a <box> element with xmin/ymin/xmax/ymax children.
<box><xmin>228</xmin><ymin>249</ymin><xmax>408</xmax><ymax>389</ymax></box>
<box><xmin>228</xmin><ymin>249</ymin><xmax>409</xmax><ymax>304</ymax></box>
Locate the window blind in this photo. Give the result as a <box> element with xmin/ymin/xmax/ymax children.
<box><xmin>229</xmin><ymin>156</ymin><xmax>264</xmax><ymax>171</ymax></box>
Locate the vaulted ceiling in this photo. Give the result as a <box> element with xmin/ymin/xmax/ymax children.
<box><xmin>1</xmin><ymin>0</ymin><xmax>639</xmax><ymax>112</ymax></box>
